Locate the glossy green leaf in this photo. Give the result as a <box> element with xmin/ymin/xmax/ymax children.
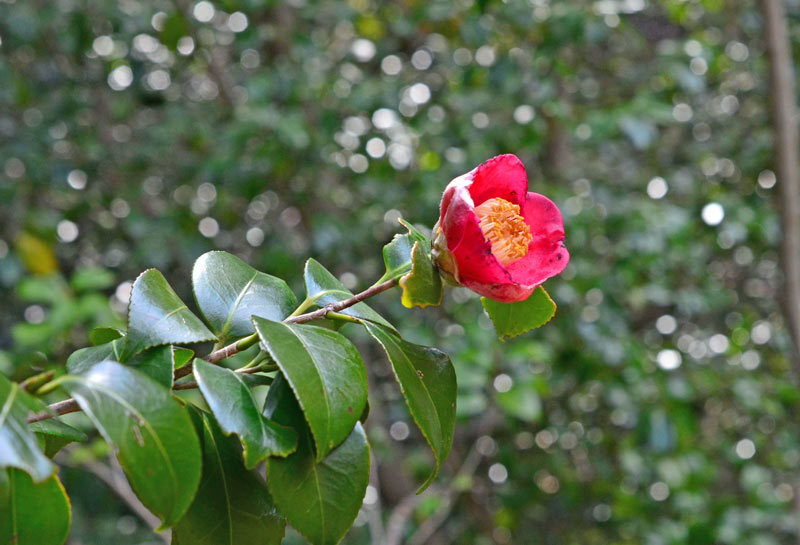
<box><xmin>59</xmin><ymin>361</ymin><xmax>202</xmax><ymax>527</ymax></box>
<box><xmin>31</xmin><ymin>418</ymin><xmax>88</xmax><ymax>458</ymax></box>
<box><xmin>0</xmin><ymin>374</ymin><xmax>56</xmax><ymax>482</ymax></box>
<box><xmin>480</xmin><ymin>286</ymin><xmax>557</xmax><ymax>340</ymax></box>
<box><xmin>303</xmin><ymin>259</ymin><xmax>395</xmax><ymax>331</ymax></box>
<box><xmin>89</xmin><ymin>326</ymin><xmax>124</xmax><ymax>346</ymax></box>
<box><xmin>173</xmin><ymin>347</ymin><xmax>195</xmax><ymax>369</ymax></box>
<box><xmin>122</xmin><ymin>268</ymin><xmax>216</xmax><ymax>361</ymax></box>
<box><xmin>381</xmin><ymin>218</ymin><xmax>429</xmax><ymax>281</ymax></box>
<box><xmin>252</xmin><ymin>316</ymin><xmax>367</xmax><ymax>461</ymax></box>
<box><xmin>67</xmin><ymin>339</ymin><xmax>184</xmax><ymax>387</ymax></box>
<box><xmin>192</xmin><ymin>251</ymin><xmax>297</xmax><ymax>343</ymax></box>
<box><xmin>399</xmin><ymin>241</ymin><xmax>443</xmax><ymax>309</ymax></box>
<box><xmin>172</xmin><ymin>409</ymin><xmax>285</xmax><ymax>545</ymax></box>
<box><xmin>128</xmin><ymin>344</ymin><xmax>179</xmax><ymax>388</ymax></box>
<box><xmin>66</xmin><ymin>340</ymin><xmax>123</xmax><ymax>374</ymax></box>
<box><xmin>362</xmin><ymin>322</ymin><xmax>456</xmax><ymax>492</ymax></box>
<box><xmin>194</xmin><ymin>359</ymin><xmax>297</xmax><ymax>468</ymax></box>
<box><xmin>0</xmin><ymin>468</ymin><xmax>71</xmax><ymax>545</ymax></box>
<box><xmin>264</xmin><ymin>377</ymin><xmax>370</xmax><ymax>545</ymax></box>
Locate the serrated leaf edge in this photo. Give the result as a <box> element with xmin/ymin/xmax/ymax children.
<box><xmin>481</xmin><ymin>287</ymin><xmax>557</xmax><ymax>341</ymax></box>
<box><xmin>124</xmin><ymin>268</ymin><xmax>217</xmax><ymax>361</ymax></box>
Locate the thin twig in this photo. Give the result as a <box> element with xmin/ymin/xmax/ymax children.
<box><xmin>177</xmin><ymin>277</ymin><xmax>398</xmax><ymax>377</ymax></box>
<box><xmin>28</xmin><ymin>398</ymin><xmax>82</xmax><ymax>423</ymax></box>
<box><xmin>366</xmin><ymin>455</ymin><xmax>387</xmax><ymax>545</ymax></box>
<box><xmin>385</xmin><ymin>444</ymin><xmax>484</xmax><ymax>545</ymax></box>
<box><xmin>28</xmin><ymin>278</ymin><xmax>398</xmax><ymax>423</ymax></box>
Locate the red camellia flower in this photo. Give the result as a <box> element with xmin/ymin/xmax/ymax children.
<box><xmin>432</xmin><ymin>154</ymin><xmax>569</xmax><ymax>302</ymax></box>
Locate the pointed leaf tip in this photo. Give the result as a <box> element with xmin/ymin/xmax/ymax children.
<box><xmin>192</xmin><ymin>251</ymin><xmax>297</xmax><ymax>343</ymax></box>
<box><xmin>252</xmin><ymin>316</ymin><xmax>367</xmax><ymax>462</ymax></box>
<box><xmin>193</xmin><ymin>359</ymin><xmax>297</xmax><ymax>467</ymax></box>
<box><xmin>123</xmin><ymin>269</ymin><xmax>215</xmax><ymax>361</ymax></box>
<box><xmin>362</xmin><ymin>323</ymin><xmax>456</xmax><ymax>492</ymax></box>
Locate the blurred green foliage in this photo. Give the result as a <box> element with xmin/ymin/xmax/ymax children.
<box><xmin>1</xmin><ymin>0</ymin><xmax>799</xmax><ymax>543</ymax></box>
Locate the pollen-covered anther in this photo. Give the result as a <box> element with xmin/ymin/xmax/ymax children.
<box><xmin>474</xmin><ymin>197</ymin><xmax>532</xmax><ymax>266</ymax></box>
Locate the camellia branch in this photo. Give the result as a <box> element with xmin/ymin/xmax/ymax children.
<box><xmin>27</xmin><ymin>277</ymin><xmax>399</xmax><ymax>424</ymax></box>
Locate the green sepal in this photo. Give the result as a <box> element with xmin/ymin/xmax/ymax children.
<box><xmin>380</xmin><ymin>218</ymin><xmax>430</xmax><ymax>282</ymax></box>
<box><xmin>399</xmin><ymin>241</ymin><xmax>443</xmax><ymax>309</ymax></box>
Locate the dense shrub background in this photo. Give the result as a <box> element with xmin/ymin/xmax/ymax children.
<box><xmin>2</xmin><ymin>0</ymin><xmax>799</xmax><ymax>543</ymax></box>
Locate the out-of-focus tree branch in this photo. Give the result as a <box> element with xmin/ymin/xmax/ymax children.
<box><xmin>761</xmin><ymin>2</ymin><xmax>800</xmax><ymax>541</ymax></box>
<box><xmin>762</xmin><ymin>0</ymin><xmax>800</xmax><ymax>363</ymax></box>
<box><xmin>385</xmin><ymin>445</ymin><xmax>484</xmax><ymax>545</ymax></box>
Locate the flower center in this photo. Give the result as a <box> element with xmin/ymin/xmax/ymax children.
<box><xmin>474</xmin><ymin>197</ymin><xmax>532</xmax><ymax>266</ymax></box>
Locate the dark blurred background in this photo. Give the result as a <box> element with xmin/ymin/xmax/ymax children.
<box><xmin>2</xmin><ymin>0</ymin><xmax>800</xmax><ymax>543</ymax></box>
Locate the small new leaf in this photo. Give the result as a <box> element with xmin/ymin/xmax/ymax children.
<box><xmin>31</xmin><ymin>418</ymin><xmax>88</xmax><ymax>458</ymax></box>
<box><xmin>89</xmin><ymin>327</ymin><xmax>124</xmax><ymax>346</ymax></box>
<box><xmin>481</xmin><ymin>286</ymin><xmax>557</xmax><ymax>340</ymax></box>
<box><xmin>68</xmin><ymin>339</ymin><xmax>187</xmax><ymax>388</ymax></box>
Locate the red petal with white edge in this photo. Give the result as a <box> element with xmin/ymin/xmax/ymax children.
<box><xmin>467</xmin><ymin>154</ymin><xmax>528</xmax><ymax>207</ymax></box>
<box><xmin>505</xmin><ymin>191</ymin><xmax>570</xmax><ymax>287</ymax></box>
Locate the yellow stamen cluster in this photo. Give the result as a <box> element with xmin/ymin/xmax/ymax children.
<box><xmin>474</xmin><ymin>197</ymin><xmax>532</xmax><ymax>266</ymax></box>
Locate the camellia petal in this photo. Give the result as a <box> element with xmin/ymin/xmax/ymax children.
<box><xmin>462</xmin><ymin>277</ymin><xmax>535</xmax><ymax>302</ymax></box>
<box><xmin>467</xmin><ymin>154</ymin><xmax>528</xmax><ymax>207</ymax></box>
<box><xmin>450</xmin><ymin>213</ymin><xmax>513</xmax><ymax>288</ymax></box>
<box><xmin>439</xmin><ymin>178</ymin><xmax>475</xmax><ymax>250</ymax></box>
<box><xmin>433</xmin><ymin>154</ymin><xmax>568</xmax><ymax>303</ymax></box>
<box><xmin>505</xmin><ymin>192</ymin><xmax>570</xmax><ymax>286</ymax></box>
